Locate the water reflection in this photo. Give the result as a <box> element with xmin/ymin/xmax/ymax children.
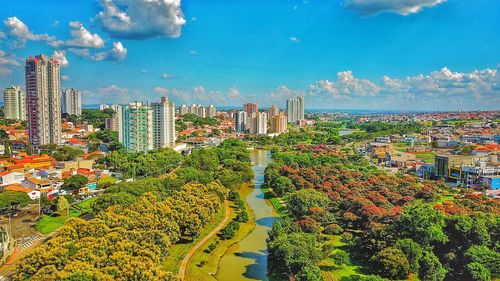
<box><xmin>216</xmin><ymin>150</ymin><xmax>278</xmax><ymax>281</ymax></box>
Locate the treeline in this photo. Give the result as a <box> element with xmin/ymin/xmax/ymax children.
<box><xmin>14</xmin><ymin>139</ymin><xmax>254</xmax><ymax>280</ymax></box>
<box><xmin>265</xmin><ymin>144</ymin><xmax>499</xmax><ymax>281</ymax></box>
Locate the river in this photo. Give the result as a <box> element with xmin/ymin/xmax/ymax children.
<box><xmin>217</xmin><ymin>149</ymin><xmax>278</xmax><ymax>281</ymax></box>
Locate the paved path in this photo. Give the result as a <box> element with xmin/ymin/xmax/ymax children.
<box><xmin>178</xmin><ymin>200</ymin><xmax>231</xmax><ymax>281</ymax></box>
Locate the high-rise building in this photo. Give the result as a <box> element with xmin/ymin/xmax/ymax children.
<box><xmin>3</xmin><ymin>86</ymin><xmax>26</xmax><ymax>121</ymax></box>
<box><xmin>179</xmin><ymin>104</ymin><xmax>189</xmax><ymax>115</ymax></box>
<box><xmin>243</xmin><ymin>103</ymin><xmax>258</xmax><ymax>115</ymax></box>
<box><xmin>286</xmin><ymin>96</ymin><xmax>305</xmax><ymax>124</ymax></box>
<box><xmin>105</xmin><ymin>107</ymin><xmax>122</xmax><ymax>132</ymax></box>
<box><xmin>151</xmin><ymin>97</ymin><xmax>176</xmax><ymax>148</ymax></box>
<box><xmin>25</xmin><ymin>54</ymin><xmax>62</xmax><ymax>147</ymax></box>
<box><xmin>197</xmin><ymin>106</ymin><xmax>206</xmax><ymax>118</ymax></box>
<box><xmin>207</xmin><ymin>105</ymin><xmax>217</xmax><ymax>118</ymax></box>
<box><xmin>249</xmin><ymin>112</ymin><xmax>268</xmax><ymax>135</ymax></box>
<box><xmin>235</xmin><ymin>111</ymin><xmax>247</xmax><ymax>132</ymax></box>
<box><xmin>121</xmin><ymin>101</ymin><xmax>153</xmax><ymax>152</ymax></box>
<box><xmin>62</xmin><ymin>88</ymin><xmax>82</xmax><ymax>116</ymax></box>
<box><xmin>270</xmin><ymin>114</ymin><xmax>288</xmax><ymax>134</ymax></box>
<box><xmin>269</xmin><ymin>105</ymin><xmax>280</xmax><ymax>117</ymax></box>
<box><xmin>99</xmin><ymin>104</ymin><xmax>110</xmax><ymax>111</ymax></box>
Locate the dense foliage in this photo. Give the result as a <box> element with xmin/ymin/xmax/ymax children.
<box><xmin>265</xmin><ymin>144</ymin><xmax>499</xmax><ymax>281</ymax></box>
<box><xmin>14</xmin><ymin>139</ymin><xmax>253</xmax><ymax>280</ymax></box>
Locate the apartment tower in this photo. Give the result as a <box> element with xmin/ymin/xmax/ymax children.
<box><xmin>25</xmin><ymin>54</ymin><xmax>62</xmax><ymax>147</ymax></box>
<box><xmin>62</xmin><ymin>88</ymin><xmax>82</xmax><ymax>116</ymax></box>
<box><xmin>286</xmin><ymin>96</ymin><xmax>305</xmax><ymax>124</ymax></box>
<box><xmin>151</xmin><ymin>97</ymin><xmax>176</xmax><ymax>148</ymax></box>
<box><xmin>3</xmin><ymin>86</ymin><xmax>26</xmax><ymax>121</ymax></box>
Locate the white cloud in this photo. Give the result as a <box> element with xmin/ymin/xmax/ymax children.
<box><xmin>3</xmin><ymin>17</ymin><xmax>57</xmax><ymax>47</ymax></box>
<box><xmin>189</xmin><ymin>50</ymin><xmax>198</xmax><ymax>56</ymax></box>
<box><xmin>344</xmin><ymin>0</ymin><xmax>446</xmax><ymax>16</ymax></box>
<box><xmin>161</xmin><ymin>73</ymin><xmax>173</xmax><ymax>79</ymax></box>
<box><xmin>0</xmin><ymin>50</ymin><xmax>19</xmax><ymax>76</ymax></box>
<box><xmin>289</xmin><ymin>37</ymin><xmax>300</xmax><ymax>43</ymax></box>
<box><xmin>309</xmin><ymin>71</ymin><xmax>380</xmax><ymax>98</ymax></box>
<box><xmin>90</xmin><ymin>42</ymin><xmax>128</xmax><ymax>61</ymax></box>
<box><xmin>95</xmin><ymin>0</ymin><xmax>186</xmax><ymax>40</ymax></box>
<box><xmin>228</xmin><ymin>86</ymin><xmax>243</xmax><ymax>99</ymax></box>
<box><xmin>139</xmin><ymin>69</ymin><xmax>148</xmax><ymax>73</ymax></box>
<box><xmin>64</xmin><ymin>21</ymin><xmax>105</xmax><ymax>48</ymax></box>
<box><xmin>61</xmin><ymin>75</ymin><xmax>70</xmax><ymax>81</ymax></box>
<box><xmin>270</xmin><ymin>85</ymin><xmax>298</xmax><ymax>100</ymax></box>
<box><xmin>52</xmin><ymin>50</ymin><xmax>69</xmax><ymax>68</ymax></box>
<box><xmin>154</xmin><ymin>86</ymin><xmax>169</xmax><ymax>95</ymax></box>
<box><xmin>305</xmin><ymin>67</ymin><xmax>499</xmax><ymax>110</ymax></box>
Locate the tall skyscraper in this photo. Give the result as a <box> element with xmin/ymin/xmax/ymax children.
<box><xmin>235</xmin><ymin>111</ymin><xmax>247</xmax><ymax>132</ymax></box>
<box><xmin>269</xmin><ymin>105</ymin><xmax>280</xmax><ymax>117</ymax></box>
<box><xmin>286</xmin><ymin>96</ymin><xmax>305</xmax><ymax>124</ymax></box>
<box><xmin>25</xmin><ymin>54</ymin><xmax>62</xmax><ymax>147</ymax></box>
<box><xmin>121</xmin><ymin>101</ymin><xmax>153</xmax><ymax>152</ymax></box>
<box><xmin>243</xmin><ymin>103</ymin><xmax>258</xmax><ymax>115</ymax></box>
<box><xmin>271</xmin><ymin>114</ymin><xmax>288</xmax><ymax>134</ymax></box>
<box><xmin>62</xmin><ymin>88</ymin><xmax>82</xmax><ymax>116</ymax></box>
<box><xmin>248</xmin><ymin>112</ymin><xmax>268</xmax><ymax>135</ymax></box>
<box><xmin>207</xmin><ymin>105</ymin><xmax>217</xmax><ymax>118</ymax></box>
<box><xmin>179</xmin><ymin>105</ymin><xmax>189</xmax><ymax>115</ymax></box>
<box><xmin>3</xmin><ymin>86</ymin><xmax>26</xmax><ymax>121</ymax></box>
<box><xmin>151</xmin><ymin>97</ymin><xmax>176</xmax><ymax>148</ymax></box>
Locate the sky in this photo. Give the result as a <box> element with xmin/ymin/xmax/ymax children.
<box><xmin>0</xmin><ymin>0</ymin><xmax>498</xmax><ymax>111</ymax></box>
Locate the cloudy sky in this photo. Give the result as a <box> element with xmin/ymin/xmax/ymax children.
<box><xmin>0</xmin><ymin>0</ymin><xmax>498</xmax><ymax>111</ymax></box>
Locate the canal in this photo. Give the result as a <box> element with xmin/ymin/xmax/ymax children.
<box><xmin>217</xmin><ymin>149</ymin><xmax>278</xmax><ymax>281</ymax></box>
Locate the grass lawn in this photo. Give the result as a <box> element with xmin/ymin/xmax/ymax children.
<box><xmin>184</xmin><ymin>184</ymin><xmax>256</xmax><ymax>281</ymax></box>
<box><xmin>393</xmin><ymin>142</ymin><xmax>409</xmax><ymax>152</ymax></box>
<box><xmin>35</xmin><ymin>209</ymin><xmax>81</xmax><ymax>234</ymax></box>
<box><xmin>261</xmin><ymin>186</ymin><xmax>288</xmax><ymax>216</ymax></box>
<box><xmin>35</xmin><ymin>197</ymin><xmax>98</xmax><ymax>235</ymax></box>
<box><xmin>162</xmin><ymin>201</ymin><xmax>226</xmax><ymax>273</ymax></box>
<box><xmin>320</xmin><ymin>234</ymin><xmax>370</xmax><ymax>281</ymax></box>
<box><xmin>414</xmin><ymin>152</ymin><xmax>436</xmax><ymax>163</ymax></box>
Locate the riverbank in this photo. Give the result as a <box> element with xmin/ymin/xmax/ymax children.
<box><xmin>184</xmin><ymin>183</ymin><xmax>256</xmax><ymax>280</ymax></box>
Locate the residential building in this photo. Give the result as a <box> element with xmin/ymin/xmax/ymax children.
<box><xmin>243</xmin><ymin>103</ymin><xmax>258</xmax><ymax>115</ymax></box>
<box><xmin>25</xmin><ymin>54</ymin><xmax>62</xmax><ymax>147</ymax></box>
<box><xmin>3</xmin><ymin>86</ymin><xmax>26</xmax><ymax>121</ymax></box>
<box><xmin>286</xmin><ymin>96</ymin><xmax>304</xmax><ymax>124</ymax></box>
<box><xmin>482</xmin><ymin>176</ymin><xmax>500</xmax><ymax>190</ymax></box>
<box><xmin>249</xmin><ymin>112</ymin><xmax>268</xmax><ymax>135</ymax></box>
<box><xmin>62</xmin><ymin>88</ymin><xmax>82</xmax><ymax>116</ymax></box>
<box><xmin>151</xmin><ymin>96</ymin><xmax>176</xmax><ymax>148</ymax></box>
<box><xmin>121</xmin><ymin>101</ymin><xmax>153</xmax><ymax>152</ymax></box>
<box><xmin>270</xmin><ymin>113</ymin><xmax>287</xmax><ymax>134</ymax></box>
<box><xmin>99</xmin><ymin>104</ymin><xmax>110</xmax><ymax>111</ymax></box>
<box><xmin>207</xmin><ymin>105</ymin><xmax>217</xmax><ymax>118</ymax></box>
<box><xmin>434</xmin><ymin>154</ymin><xmax>491</xmax><ymax>180</ymax></box>
<box><xmin>235</xmin><ymin>111</ymin><xmax>247</xmax><ymax>132</ymax></box>
<box><xmin>179</xmin><ymin>104</ymin><xmax>189</xmax><ymax>115</ymax></box>
<box><xmin>269</xmin><ymin>105</ymin><xmax>280</xmax><ymax>117</ymax></box>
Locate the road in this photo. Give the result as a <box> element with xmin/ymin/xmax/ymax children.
<box><xmin>178</xmin><ymin>200</ymin><xmax>231</xmax><ymax>281</ymax></box>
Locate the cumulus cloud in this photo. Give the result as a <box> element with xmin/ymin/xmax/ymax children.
<box><xmin>64</xmin><ymin>21</ymin><xmax>105</xmax><ymax>48</ymax></box>
<box><xmin>52</xmin><ymin>50</ymin><xmax>69</xmax><ymax>67</ymax></box>
<box><xmin>3</xmin><ymin>17</ymin><xmax>57</xmax><ymax>47</ymax></box>
<box><xmin>228</xmin><ymin>86</ymin><xmax>243</xmax><ymax>99</ymax></box>
<box><xmin>305</xmin><ymin>67</ymin><xmax>499</xmax><ymax>110</ymax></box>
<box><xmin>270</xmin><ymin>85</ymin><xmax>299</xmax><ymax>101</ymax></box>
<box><xmin>95</xmin><ymin>0</ymin><xmax>186</xmax><ymax>40</ymax></box>
<box><xmin>310</xmin><ymin>71</ymin><xmax>380</xmax><ymax>98</ymax></box>
<box><xmin>344</xmin><ymin>0</ymin><xmax>446</xmax><ymax>16</ymax></box>
<box><xmin>0</xmin><ymin>50</ymin><xmax>19</xmax><ymax>76</ymax></box>
<box><xmin>154</xmin><ymin>86</ymin><xmax>169</xmax><ymax>95</ymax></box>
<box><xmin>89</xmin><ymin>42</ymin><xmax>128</xmax><ymax>61</ymax></box>
<box><xmin>289</xmin><ymin>37</ymin><xmax>300</xmax><ymax>43</ymax></box>
<box><xmin>61</xmin><ymin>75</ymin><xmax>70</xmax><ymax>81</ymax></box>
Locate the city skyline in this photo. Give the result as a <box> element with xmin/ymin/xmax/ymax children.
<box><xmin>0</xmin><ymin>1</ymin><xmax>498</xmax><ymax>111</ymax></box>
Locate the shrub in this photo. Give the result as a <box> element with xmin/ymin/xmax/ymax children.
<box><xmin>324</xmin><ymin>223</ymin><xmax>344</xmax><ymax>235</ymax></box>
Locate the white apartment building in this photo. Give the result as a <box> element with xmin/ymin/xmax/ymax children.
<box><xmin>62</xmin><ymin>88</ymin><xmax>82</xmax><ymax>116</ymax></box>
<box><xmin>3</xmin><ymin>86</ymin><xmax>26</xmax><ymax>121</ymax></box>
<box><xmin>151</xmin><ymin>97</ymin><xmax>176</xmax><ymax>148</ymax></box>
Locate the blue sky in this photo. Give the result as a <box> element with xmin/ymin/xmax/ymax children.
<box><xmin>0</xmin><ymin>0</ymin><xmax>498</xmax><ymax>110</ymax></box>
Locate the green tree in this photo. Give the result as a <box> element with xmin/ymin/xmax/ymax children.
<box><xmin>286</xmin><ymin>189</ymin><xmax>329</xmax><ymax>218</ymax></box>
<box><xmin>418</xmin><ymin>251</ymin><xmax>446</xmax><ymax>281</ymax></box>
<box><xmin>273</xmin><ymin>176</ymin><xmax>295</xmax><ymax>196</ymax></box>
<box><xmin>370</xmin><ymin>247</ymin><xmax>410</xmax><ymax>280</ymax></box>
<box><xmin>396</xmin><ymin>202</ymin><xmax>447</xmax><ymax>246</ymax></box>
<box><xmin>395</xmin><ymin>238</ymin><xmax>424</xmax><ymax>273</ymax></box>
<box><xmin>63</xmin><ymin>175</ymin><xmax>89</xmax><ymax>192</ymax></box>
<box><xmin>57</xmin><ymin>196</ymin><xmax>70</xmax><ymax>218</ymax></box>
<box><xmin>466</xmin><ymin>262</ymin><xmax>491</xmax><ymax>281</ymax></box>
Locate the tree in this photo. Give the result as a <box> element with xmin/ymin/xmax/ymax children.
<box><xmin>418</xmin><ymin>251</ymin><xmax>446</xmax><ymax>281</ymax></box>
<box><xmin>370</xmin><ymin>247</ymin><xmax>410</xmax><ymax>280</ymax></box>
<box><xmin>466</xmin><ymin>262</ymin><xmax>491</xmax><ymax>281</ymax></box>
<box><xmin>331</xmin><ymin>250</ymin><xmax>350</xmax><ymax>266</ymax></box>
<box><xmin>464</xmin><ymin>245</ymin><xmax>500</xmax><ymax>278</ymax></box>
<box><xmin>273</xmin><ymin>176</ymin><xmax>295</xmax><ymax>196</ymax></box>
<box><xmin>0</xmin><ymin>191</ymin><xmax>31</xmax><ymax>211</ymax></box>
<box><xmin>57</xmin><ymin>196</ymin><xmax>70</xmax><ymax>219</ymax></box>
<box><xmin>295</xmin><ymin>264</ymin><xmax>323</xmax><ymax>281</ymax></box>
<box><xmin>63</xmin><ymin>175</ymin><xmax>89</xmax><ymax>192</ymax></box>
<box><xmin>286</xmin><ymin>189</ymin><xmax>329</xmax><ymax>219</ymax></box>
<box><xmin>395</xmin><ymin>238</ymin><xmax>424</xmax><ymax>273</ymax></box>
<box><xmin>396</xmin><ymin>202</ymin><xmax>447</xmax><ymax>246</ymax></box>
